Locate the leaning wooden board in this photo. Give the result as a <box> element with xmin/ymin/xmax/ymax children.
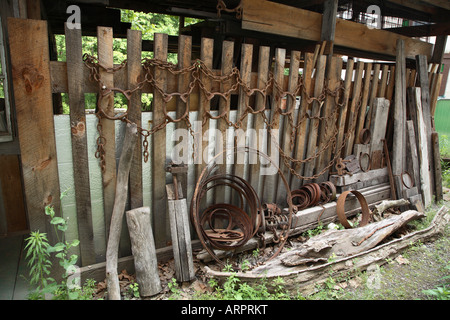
<box><xmin>7</xmin><ymin>18</ymin><xmax>61</xmax><ymax>243</ymax></box>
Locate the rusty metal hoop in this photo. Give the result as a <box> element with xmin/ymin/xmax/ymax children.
<box><xmin>191</xmin><ymin>147</ymin><xmax>294</xmax><ymax>266</ymax></box>
<box><xmin>336</xmin><ymin>190</ymin><xmax>371</xmax><ymax>229</ymax></box>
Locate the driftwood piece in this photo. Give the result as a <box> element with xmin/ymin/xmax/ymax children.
<box><xmin>105</xmin><ymin>123</ymin><xmax>138</xmax><ymax>300</ymax></box>
<box><xmin>372</xmin><ymin>199</ymin><xmax>410</xmax><ymax>219</ymax></box>
<box><xmin>280</xmin><ymin>209</ymin><xmax>425</xmax><ymax>267</ymax></box>
<box><xmin>206</xmin><ymin>206</ymin><xmax>449</xmax><ymax>295</ymax></box>
<box><xmin>126</xmin><ymin>207</ymin><xmax>162</xmax><ymax>297</ymax></box>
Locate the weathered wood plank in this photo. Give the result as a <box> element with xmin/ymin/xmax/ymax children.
<box><xmin>196</xmin><ymin>37</ymin><xmax>214</xmax><ymax>183</ymax></box>
<box><xmin>277</xmin><ymin>50</ymin><xmax>300</xmax><ymax>204</ymax></box>
<box><xmin>249</xmin><ymin>46</ymin><xmax>270</xmax><ymax>199</ymax></box>
<box><xmin>264</xmin><ymin>48</ymin><xmax>285</xmax><ymax>203</ymax></box>
<box><xmin>406</xmin><ymin>120</ymin><xmax>421</xmax><ymax>194</ymax></box>
<box><xmin>65</xmin><ymin>23</ymin><xmax>95</xmax><ymax>266</ymax></box>
<box><xmin>410</xmin><ymin>87</ymin><xmax>432</xmax><ymax>206</ymax></box>
<box><xmin>416</xmin><ymin>54</ymin><xmax>435</xmax><ymax>197</ymax></box>
<box><xmin>432</xmin><ymin>132</ymin><xmax>443</xmax><ymax>202</ymax></box>
<box><xmin>316</xmin><ymin>56</ymin><xmax>343</xmax><ymax>183</ymax></box>
<box><xmin>7</xmin><ymin>18</ymin><xmax>61</xmax><ymax>243</ymax></box>
<box><xmin>234</xmin><ymin>43</ymin><xmax>253</xmax><ymax>182</ymax></box>
<box><xmin>241</xmin><ymin>0</ymin><xmax>433</xmax><ymax>59</ymax></box>
<box><xmin>365</xmin><ymin>63</ymin><xmax>381</xmax><ymax>131</ymax></box>
<box><xmin>291</xmin><ymin>52</ymin><xmax>314</xmax><ymax>191</ymax></box>
<box><xmin>166</xmin><ymin>185</ymin><xmax>195</xmax><ymax>282</ymax></box>
<box><xmin>335</xmin><ymin>59</ymin><xmax>354</xmax><ymax>159</ymax></box>
<box><xmin>215</xmin><ymin>40</ymin><xmax>234</xmax><ymax>204</ymax></box>
<box><xmin>105</xmin><ymin>122</ymin><xmax>138</xmax><ymax>300</ymax></box>
<box><xmin>175</xmin><ymin>35</ymin><xmax>192</xmax><ymax>198</ymax></box>
<box><xmin>127</xmin><ymin>29</ymin><xmax>143</xmax><ymax>210</ymax></box>
<box><xmin>344</xmin><ymin>61</ymin><xmax>364</xmax><ymax>157</ymax></box>
<box><xmin>152</xmin><ymin>33</ymin><xmax>169</xmax><ymax>248</ymax></box>
<box><xmin>392</xmin><ymin>39</ymin><xmax>406</xmax><ymax>202</ymax></box>
<box><xmin>97</xmin><ymin>26</ymin><xmax>116</xmax><ymax>242</ymax></box>
<box><xmin>355</xmin><ymin>63</ymin><xmax>372</xmax><ymax>144</ymax></box>
<box><xmin>303</xmin><ymin>55</ymin><xmax>326</xmax><ymax>181</ymax></box>
<box><xmin>369</xmin><ymin>98</ymin><xmax>390</xmax><ymax>170</ymax></box>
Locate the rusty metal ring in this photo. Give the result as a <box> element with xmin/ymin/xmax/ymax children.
<box><xmin>319</xmin><ymin>181</ymin><xmax>337</xmax><ymax>203</ymax></box>
<box><xmin>336</xmin><ymin>190</ymin><xmax>371</xmax><ymax>229</ymax></box>
<box><xmin>401</xmin><ymin>171</ymin><xmax>414</xmax><ymax>189</ymax></box>
<box><xmin>359</xmin><ymin>128</ymin><xmax>371</xmax><ymax>145</ymax></box>
<box><xmin>359</xmin><ymin>152</ymin><xmax>371</xmax><ymax>173</ymax></box>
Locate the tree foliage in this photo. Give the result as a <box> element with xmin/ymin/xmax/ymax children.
<box><xmin>56</xmin><ymin>9</ymin><xmax>202</xmax><ymax>113</ymax></box>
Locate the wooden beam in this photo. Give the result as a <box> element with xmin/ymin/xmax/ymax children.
<box><xmin>241</xmin><ymin>0</ymin><xmax>433</xmax><ymax>59</ymax></box>
<box><xmin>65</xmin><ymin>23</ymin><xmax>96</xmax><ymax>266</ymax></box>
<box><xmin>7</xmin><ymin>18</ymin><xmax>61</xmax><ymax>243</ymax></box>
<box><xmin>127</xmin><ymin>29</ymin><xmax>143</xmax><ymax>210</ymax></box>
<box><xmin>320</xmin><ymin>0</ymin><xmax>338</xmax><ymax>55</ymax></box>
<box><xmin>97</xmin><ymin>26</ymin><xmax>116</xmax><ymax>243</ymax></box>
<box><xmin>152</xmin><ymin>33</ymin><xmax>169</xmax><ymax>248</ymax></box>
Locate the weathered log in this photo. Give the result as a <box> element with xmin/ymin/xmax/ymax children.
<box><xmin>372</xmin><ymin>199</ymin><xmax>410</xmax><ymax>219</ymax></box>
<box><xmin>280</xmin><ymin>209</ymin><xmax>425</xmax><ymax>267</ymax></box>
<box><xmin>126</xmin><ymin>207</ymin><xmax>162</xmax><ymax>297</ymax></box>
<box><xmin>205</xmin><ymin>206</ymin><xmax>449</xmax><ymax>295</ymax></box>
<box><xmin>105</xmin><ymin>123</ymin><xmax>138</xmax><ymax>300</ymax></box>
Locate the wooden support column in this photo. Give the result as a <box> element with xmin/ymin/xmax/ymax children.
<box><xmin>320</xmin><ymin>0</ymin><xmax>338</xmax><ymax>56</ymax></box>
<box><xmin>65</xmin><ymin>24</ymin><xmax>95</xmax><ymax>266</ymax></box>
<box><xmin>196</xmin><ymin>38</ymin><xmax>214</xmax><ymax>183</ymax></box>
<box><xmin>392</xmin><ymin>39</ymin><xmax>406</xmax><ymax>203</ymax></box>
<box><xmin>416</xmin><ymin>54</ymin><xmax>435</xmax><ymax>198</ymax></box>
<box><xmin>152</xmin><ymin>33</ymin><xmax>169</xmax><ymax>248</ymax></box>
<box><xmin>8</xmin><ymin>18</ymin><xmax>61</xmax><ymax>243</ymax></box>
<box><xmin>127</xmin><ymin>29</ymin><xmax>143</xmax><ymax>210</ymax></box>
<box><xmin>97</xmin><ymin>27</ymin><xmax>116</xmax><ymax>242</ymax></box>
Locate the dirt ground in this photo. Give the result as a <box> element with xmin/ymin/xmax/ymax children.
<box><xmin>93</xmin><ymin>202</ymin><xmax>450</xmax><ymax>301</ymax></box>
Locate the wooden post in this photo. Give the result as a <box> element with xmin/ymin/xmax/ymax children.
<box><xmin>369</xmin><ymin>98</ymin><xmax>390</xmax><ymax>170</ymax></box>
<box><xmin>126</xmin><ymin>207</ymin><xmax>162</xmax><ymax>297</ymax></box>
<box><xmin>264</xmin><ymin>48</ymin><xmax>285</xmax><ymax>203</ymax></box>
<box><xmin>416</xmin><ymin>54</ymin><xmax>435</xmax><ymax>197</ymax></box>
<box><xmin>292</xmin><ymin>52</ymin><xmax>314</xmax><ymax>190</ymax></box>
<box><xmin>335</xmin><ymin>59</ymin><xmax>354</xmax><ymax>159</ymax></box>
<box><xmin>355</xmin><ymin>63</ymin><xmax>372</xmax><ymax>144</ymax></box>
<box><xmin>105</xmin><ymin>122</ymin><xmax>138</xmax><ymax>300</ymax></box>
<box><xmin>249</xmin><ymin>46</ymin><xmax>270</xmax><ymax>199</ymax></box>
<box><xmin>410</xmin><ymin>88</ymin><xmax>432</xmax><ymax>206</ymax></box>
<box><xmin>320</xmin><ymin>0</ymin><xmax>338</xmax><ymax>56</ymax></box>
<box><xmin>344</xmin><ymin>61</ymin><xmax>364</xmax><ymax>157</ymax></box>
<box><xmin>215</xmin><ymin>41</ymin><xmax>234</xmax><ymax>204</ymax></box>
<box><xmin>152</xmin><ymin>33</ymin><xmax>168</xmax><ymax>248</ymax></box>
<box><xmin>392</xmin><ymin>39</ymin><xmax>406</xmax><ymax>203</ymax></box>
<box><xmin>7</xmin><ymin>18</ymin><xmax>61</xmax><ymax>243</ymax></box>
<box><xmin>127</xmin><ymin>29</ymin><xmax>143</xmax><ymax>210</ymax></box>
<box><xmin>97</xmin><ymin>27</ymin><xmax>116</xmax><ymax>242</ymax></box>
<box><xmin>316</xmin><ymin>56</ymin><xmax>343</xmax><ymax>183</ymax></box>
<box><xmin>277</xmin><ymin>50</ymin><xmax>300</xmax><ymax>204</ymax></box>
<box><xmin>65</xmin><ymin>23</ymin><xmax>95</xmax><ymax>266</ymax></box>
<box><xmin>432</xmin><ymin>132</ymin><xmax>443</xmax><ymax>203</ymax></box>
<box><xmin>406</xmin><ymin>120</ymin><xmax>421</xmax><ymax>195</ymax></box>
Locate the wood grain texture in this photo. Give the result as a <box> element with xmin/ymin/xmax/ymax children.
<box><xmin>65</xmin><ymin>23</ymin><xmax>95</xmax><ymax>266</ymax></box>
<box><xmin>8</xmin><ymin>18</ymin><xmax>61</xmax><ymax>242</ymax></box>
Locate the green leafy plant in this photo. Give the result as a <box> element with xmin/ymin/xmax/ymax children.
<box><xmin>24</xmin><ymin>192</ymin><xmax>96</xmax><ymax>300</ymax></box>
<box><xmin>128</xmin><ymin>282</ymin><xmax>140</xmax><ymax>299</ymax></box>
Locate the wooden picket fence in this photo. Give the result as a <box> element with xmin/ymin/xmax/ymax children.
<box><xmin>44</xmin><ymin>25</ymin><xmax>409</xmax><ymax>266</ymax></box>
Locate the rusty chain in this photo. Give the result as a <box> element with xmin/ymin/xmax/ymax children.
<box><xmin>83</xmin><ymin>53</ymin><xmax>357</xmax><ymax>180</ymax></box>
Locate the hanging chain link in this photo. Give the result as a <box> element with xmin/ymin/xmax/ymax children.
<box><xmin>83</xmin><ymin>53</ymin><xmax>354</xmax><ymax>179</ymax></box>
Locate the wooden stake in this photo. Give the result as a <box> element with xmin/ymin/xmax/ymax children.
<box><xmin>105</xmin><ymin>123</ymin><xmax>138</xmax><ymax>300</ymax></box>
